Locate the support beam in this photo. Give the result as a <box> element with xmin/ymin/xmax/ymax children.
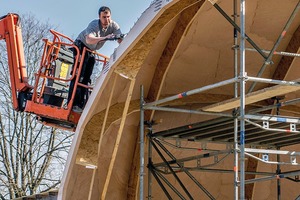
<box><xmin>87</xmin><ymin>74</ymin><xmax>118</xmax><ymax>200</ymax></box>
<box><xmin>101</xmin><ymin>78</ymin><xmax>136</xmax><ymax>199</ymax></box>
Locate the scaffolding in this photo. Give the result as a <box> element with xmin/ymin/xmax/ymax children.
<box><xmin>140</xmin><ymin>0</ymin><xmax>300</xmax><ymax>199</ymax></box>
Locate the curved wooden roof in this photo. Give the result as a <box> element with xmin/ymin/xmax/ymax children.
<box><xmin>58</xmin><ymin>0</ymin><xmax>300</xmax><ymax>199</ymax></box>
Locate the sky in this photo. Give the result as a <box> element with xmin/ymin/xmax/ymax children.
<box><xmin>1</xmin><ymin>0</ymin><xmax>153</xmax><ymax>56</ymax></box>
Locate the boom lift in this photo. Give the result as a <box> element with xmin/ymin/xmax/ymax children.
<box><xmin>0</xmin><ymin>13</ymin><xmax>109</xmax><ymax>131</ymax></box>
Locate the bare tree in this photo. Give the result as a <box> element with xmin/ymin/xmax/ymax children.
<box><xmin>0</xmin><ymin>13</ymin><xmax>73</xmax><ymax>199</ymax></box>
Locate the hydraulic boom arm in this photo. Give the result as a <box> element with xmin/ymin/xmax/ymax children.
<box><xmin>0</xmin><ymin>13</ymin><xmax>33</xmax><ymax>111</ymax></box>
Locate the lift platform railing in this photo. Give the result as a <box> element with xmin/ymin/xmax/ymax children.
<box><xmin>26</xmin><ymin>29</ymin><xmax>109</xmax><ymax>130</ymax></box>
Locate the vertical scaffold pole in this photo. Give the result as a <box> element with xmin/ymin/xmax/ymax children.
<box><xmin>140</xmin><ymin>85</ymin><xmax>145</xmax><ymax>200</ymax></box>
<box><xmin>275</xmin><ymin>98</ymin><xmax>281</xmax><ymax>200</ymax></box>
<box><xmin>239</xmin><ymin>0</ymin><xmax>246</xmax><ymax>199</ymax></box>
<box><xmin>148</xmin><ymin>124</ymin><xmax>153</xmax><ymax>199</ymax></box>
<box><xmin>233</xmin><ymin>0</ymin><xmax>239</xmax><ymax>199</ymax></box>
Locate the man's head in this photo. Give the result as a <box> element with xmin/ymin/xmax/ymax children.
<box><xmin>98</xmin><ymin>6</ymin><xmax>111</xmax><ymax>29</ymax></box>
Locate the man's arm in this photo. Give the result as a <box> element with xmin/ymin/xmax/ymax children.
<box><xmin>85</xmin><ymin>33</ymin><xmax>114</xmax><ymax>45</ymax></box>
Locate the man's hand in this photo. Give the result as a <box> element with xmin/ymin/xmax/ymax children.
<box><xmin>104</xmin><ymin>34</ymin><xmax>125</xmax><ymax>43</ymax></box>
<box><xmin>105</xmin><ymin>33</ymin><xmax>115</xmax><ymax>40</ymax></box>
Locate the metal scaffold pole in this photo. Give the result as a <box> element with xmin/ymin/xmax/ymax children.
<box><xmin>233</xmin><ymin>0</ymin><xmax>239</xmax><ymax>199</ymax></box>
<box><xmin>140</xmin><ymin>85</ymin><xmax>145</xmax><ymax>200</ymax></box>
<box><xmin>147</xmin><ymin>125</ymin><xmax>153</xmax><ymax>200</ymax></box>
<box><xmin>239</xmin><ymin>0</ymin><xmax>246</xmax><ymax>199</ymax></box>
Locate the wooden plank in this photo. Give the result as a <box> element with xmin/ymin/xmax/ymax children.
<box><xmin>101</xmin><ymin>78</ymin><xmax>136</xmax><ymax>199</ymax></box>
<box><xmin>202</xmin><ymin>80</ymin><xmax>300</xmax><ymax>112</ymax></box>
<box><xmin>87</xmin><ymin>73</ymin><xmax>117</xmax><ymax>200</ymax></box>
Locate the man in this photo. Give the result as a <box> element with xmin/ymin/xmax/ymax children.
<box><xmin>68</xmin><ymin>6</ymin><xmax>122</xmax><ymax>112</ymax></box>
